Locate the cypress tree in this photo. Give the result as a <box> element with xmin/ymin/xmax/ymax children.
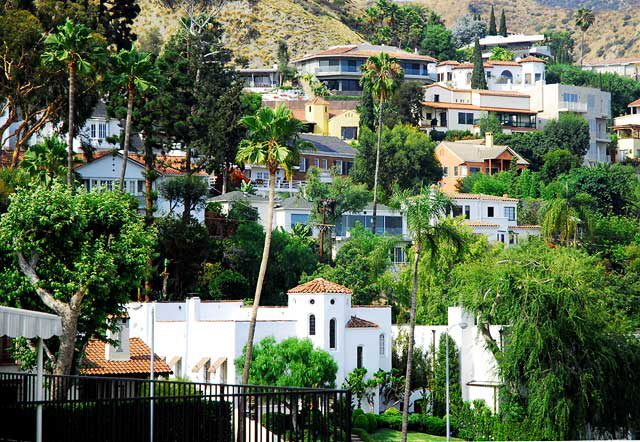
<box><xmin>499</xmin><ymin>9</ymin><xmax>507</xmax><ymax>37</ymax></box>
<box><xmin>471</xmin><ymin>37</ymin><xmax>488</xmax><ymax>89</ymax></box>
<box><xmin>488</xmin><ymin>5</ymin><xmax>497</xmax><ymax>35</ymax></box>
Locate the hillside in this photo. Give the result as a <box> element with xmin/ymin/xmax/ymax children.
<box><xmin>412</xmin><ymin>0</ymin><xmax>640</xmax><ymax>62</ymax></box>
<box><xmin>135</xmin><ymin>0</ymin><xmax>365</xmax><ymax>67</ymax></box>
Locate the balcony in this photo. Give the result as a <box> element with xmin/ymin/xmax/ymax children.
<box><xmin>559</xmin><ymin>101</ymin><xmax>588</xmax><ymax>113</ymax></box>
<box><xmin>614</xmin><ymin>114</ymin><xmax>640</xmax><ymax>127</ymax></box>
<box><xmin>250</xmin><ymin>178</ymin><xmax>304</xmax><ymax>193</ymax></box>
<box><xmin>473</xmin><ymin>119</ymin><xmax>536</xmax><ymax>129</ymax></box>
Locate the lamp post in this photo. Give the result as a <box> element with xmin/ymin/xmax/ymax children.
<box><xmin>445</xmin><ymin>322</ymin><xmax>467</xmax><ymax>442</ymax></box>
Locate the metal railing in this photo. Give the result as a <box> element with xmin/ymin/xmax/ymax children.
<box><xmin>0</xmin><ymin>373</ymin><xmax>352</xmax><ymax>442</ymax></box>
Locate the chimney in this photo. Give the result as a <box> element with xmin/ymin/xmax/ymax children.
<box><xmin>485</xmin><ymin>131</ymin><xmax>494</xmax><ymax>149</ymax></box>
<box><xmin>105</xmin><ymin>315</ymin><xmax>130</xmax><ymax>361</ymax></box>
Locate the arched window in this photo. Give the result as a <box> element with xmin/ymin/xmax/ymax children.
<box><xmin>379</xmin><ymin>334</ymin><xmax>385</xmax><ymax>356</ymax></box>
<box><xmin>329</xmin><ymin>318</ymin><xmax>336</xmax><ymax>349</ymax></box>
<box><xmin>500</xmin><ymin>70</ymin><xmax>513</xmax><ymax>80</ymax></box>
<box><xmin>309</xmin><ymin>314</ymin><xmax>316</xmax><ymax>336</ymax></box>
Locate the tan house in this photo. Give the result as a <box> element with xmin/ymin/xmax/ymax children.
<box><xmin>264</xmin><ymin>98</ymin><xmax>360</xmax><ymax>141</ymax></box>
<box><xmin>435</xmin><ymin>133</ymin><xmax>529</xmax><ymax>192</ymax></box>
<box><xmin>612</xmin><ymin>98</ymin><xmax>640</xmax><ymax>161</ymax></box>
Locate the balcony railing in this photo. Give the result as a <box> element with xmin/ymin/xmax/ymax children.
<box><xmin>251</xmin><ymin>178</ymin><xmax>304</xmax><ymax>192</ymax></box>
<box><xmin>0</xmin><ymin>373</ymin><xmax>351</xmax><ymax>442</ymax></box>
<box><xmin>473</xmin><ymin>119</ymin><xmax>536</xmax><ymax>129</ymax></box>
<box><xmin>559</xmin><ymin>101</ymin><xmax>588</xmax><ymax>113</ymax></box>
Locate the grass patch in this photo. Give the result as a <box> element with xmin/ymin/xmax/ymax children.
<box><xmin>371</xmin><ymin>428</ymin><xmax>462</xmax><ymax>442</ymax></box>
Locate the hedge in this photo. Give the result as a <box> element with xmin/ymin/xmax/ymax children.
<box><xmin>375</xmin><ymin>413</ymin><xmax>447</xmax><ymax>436</ymax></box>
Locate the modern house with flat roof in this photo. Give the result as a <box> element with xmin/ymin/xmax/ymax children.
<box><xmin>466</xmin><ymin>34</ymin><xmax>551</xmax><ymax>60</ymax></box>
<box><xmin>293</xmin><ymin>43</ymin><xmax>437</xmax><ymax>95</ymax></box>
<box><xmin>582</xmin><ymin>57</ymin><xmax>640</xmax><ymax>81</ymax></box>
<box><xmin>612</xmin><ymin>98</ymin><xmax>640</xmax><ymax>161</ymax></box>
<box><xmin>435</xmin><ymin>133</ymin><xmax>529</xmax><ymax>192</ymax></box>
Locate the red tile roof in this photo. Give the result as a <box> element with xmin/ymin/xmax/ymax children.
<box><xmin>447</xmin><ymin>192</ymin><xmax>520</xmax><ymax>202</ymax></box>
<box><xmin>437</xmin><ymin>60</ymin><xmax>460</xmax><ymax>66</ymax></box>
<box><xmin>308</xmin><ymin>97</ymin><xmax>329</xmax><ymax>105</ymax></box>
<box><xmin>423</xmin><ymin>101</ymin><xmax>535</xmax><ymax>114</ymax></box>
<box><xmin>628</xmin><ymin>99</ymin><xmax>640</xmax><ymax>107</ymax></box>
<box><xmin>81</xmin><ymin>337</ymin><xmax>172</xmax><ymax>376</ymax></box>
<box><xmin>288</xmin><ymin>278</ymin><xmax>353</xmax><ymax>294</ymax></box>
<box><xmin>518</xmin><ymin>56</ymin><xmax>547</xmax><ymax>63</ymax></box>
<box><xmin>293</xmin><ymin>44</ymin><xmax>437</xmax><ymax>63</ymax></box>
<box><xmin>487</xmin><ymin>60</ymin><xmax>521</xmax><ymax>66</ymax></box>
<box><xmin>346</xmin><ymin>316</ymin><xmax>379</xmax><ymax>328</ymax></box>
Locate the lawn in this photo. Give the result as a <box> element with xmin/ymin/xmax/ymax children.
<box><xmin>371</xmin><ymin>428</ymin><xmax>463</xmax><ymax>442</ymax></box>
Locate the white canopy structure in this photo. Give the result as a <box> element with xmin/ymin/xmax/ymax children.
<box><xmin>0</xmin><ymin>305</ymin><xmax>62</xmax><ymax>442</ymax></box>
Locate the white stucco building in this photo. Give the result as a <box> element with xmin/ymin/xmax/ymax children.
<box><xmin>429</xmin><ymin>57</ymin><xmax>612</xmax><ymax>165</ymax></box>
<box><xmin>465</xmin><ymin>34</ymin><xmax>551</xmax><ymax>60</ymax></box>
<box><xmin>127</xmin><ymin>278</ymin><xmax>392</xmax><ymax>412</ymax></box>
<box><xmin>393</xmin><ymin>307</ymin><xmax>503</xmax><ymax>413</ymax></box>
<box><xmin>76</xmin><ymin>151</ymin><xmax>208</xmax><ymax>221</ymax></box>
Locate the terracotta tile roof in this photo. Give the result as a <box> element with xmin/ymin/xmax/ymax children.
<box><xmin>486</xmin><ymin>60</ymin><xmax>521</xmax><ymax>66</ymax></box>
<box><xmin>453</xmin><ymin>63</ymin><xmax>491</xmax><ymax>70</ymax></box>
<box><xmin>423</xmin><ymin>101</ymin><xmax>535</xmax><ymax>114</ymax></box>
<box><xmin>288</xmin><ymin>278</ymin><xmax>353</xmax><ymax>294</ymax></box>
<box><xmin>346</xmin><ymin>316</ymin><xmax>379</xmax><ymax>328</ymax></box>
<box><xmin>437</xmin><ymin>60</ymin><xmax>460</xmax><ymax>66</ymax></box>
<box><xmin>81</xmin><ymin>337</ymin><xmax>172</xmax><ymax>376</ymax></box>
<box><xmin>463</xmin><ymin>220</ymin><xmax>500</xmax><ymax>227</ymax></box>
<box><xmin>509</xmin><ymin>224</ymin><xmax>541</xmax><ymax>229</ymax></box>
<box><xmin>308</xmin><ymin>97</ymin><xmax>329</xmax><ymax>105</ymax></box>
<box><xmin>518</xmin><ymin>56</ymin><xmax>547</xmax><ymax>63</ymax></box>
<box><xmin>447</xmin><ymin>192</ymin><xmax>520</xmax><ymax>202</ymax></box>
<box><xmin>293</xmin><ymin>44</ymin><xmax>437</xmax><ymax>63</ymax></box>
<box><xmin>628</xmin><ymin>99</ymin><xmax>640</xmax><ymax>107</ymax></box>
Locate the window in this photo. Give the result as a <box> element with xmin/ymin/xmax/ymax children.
<box><xmin>454</xmin><ymin>166</ymin><xmax>458</xmax><ymax>177</ymax></box>
<box><xmin>488</xmin><ymin>206</ymin><xmax>494</xmax><ymax>217</ymax></box>
<box><xmin>447</xmin><ymin>72</ymin><xmax>453</xmax><ymax>81</ymax></box>
<box><xmin>466</xmin><ymin>72</ymin><xmax>472</xmax><ymax>84</ymax></box>
<box><xmin>504</xmin><ymin>207</ymin><xmax>515</xmax><ymax>221</ymax></box>
<box><xmin>434</xmin><ymin>94</ymin><xmax>440</xmax><ymax>102</ymax></box>
<box><xmin>321</xmin><ymin>159</ymin><xmax>328</xmax><ymax>169</ymax></box>
<box><xmin>341</xmin><ymin>80</ymin><xmax>362</xmax><ymax>91</ymax></box>
<box><xmin>138</xmin><ymin>180</ymin><xmax>145</xmax><ymax>194</ymax></box>
<box><xmin>299</xmin><ymin>157</ymin><xmax>307</xmax><ymax>172</ymax></box>
<box><xmin>309</xmin><ymin>315</ymin><xmax>316</xmax><ymax>336</ymax></box>
<box><xmin>458</xmin><ymin>112</ymin><xmax>474</xmax><ymax>125</ymax></box>
<box><xmin>333</xmin><ymin>160</ymin><xmax>343</xmax><ymax>175</ymax></box>
<box><xmin>486</xmin><ymin>71</ymin><xmax>492</xmax><ymax>80</ymax></box>
<box><xmin>452</xmin><ymin>205</ymin><xmax>463</xmax><ymax>217</ymax></box>
<box><xmin>524</xmin><ymin>73</ymin><xmax>531</xmax><ymax>85</ymax></box>
<box><xmin>460</xmin><ymin>166</ymin><xmax>468</xmax><ymax>177</ymax></box>
<box><xmin>357</xmin><ymin>346</ymin><xmax>363</xmax><ymax>369</ymax></box>
<box><xmin>314</xmin><ymin>158</ymin><xmax>319</xmax><ymax>168</ymax></box>
<box><xmin>392</xmin><ymin>246</ymin><xmax>406</xmax><ymax>264</ymax></box>
<box><xmin>379</xmin><ymin>335</ymin><xmax>385</xmax><ymax>356</ymax></box>
<box><xmin>329</xmin><ymin>319</ymin><xmax>336</xmax><ymax>350</ymax></box>
<box><xmin>385</xmin><ymin>216</ymin><xmax>403</xmax><ymax>235</ymax></box>
<box><xmin>90</xmin><ymin>123</ymin><xmax>96</xmax><ymax>139</ymax></box>
<box><xmin>587</xmin><ymin>94</ymin><xmax>595</xmax><ymax>110</ymax></box>
<box><xmin>98</xmin><ymin>123</ymin><xmax>107</xmax><ymax>139</ymax></box>
<box><xmin>470</xmin><ymin>166</ymin><xmax>481</xmax><ymax>174</ymax></box>
<box><xmin>464</xmin><ymin>205</ymin><xmax>470</xmax><ymax>219</ymax></box>
<box><xmin>562</xmin><ymin>93</ymin><xmax>578</xmax><ymax>103</ymax></box>
<box><xmin>535</xmin><ymin>73</ymin><xmax>541</xmax><ymax>82</ymax></box>
<box><xmin>341</xmin><ymin>127</ymin><xmax>357</xmax><ymax>140</ymax></box>
<box><xmin>442</xmin><ymin>166</ymin><xmax>449</xmax><ymax>177</ymax></box>
<box><xmin>291</xmin><ymin>214</ymin><xmax>309</xmax><ymax>226</ymax></box>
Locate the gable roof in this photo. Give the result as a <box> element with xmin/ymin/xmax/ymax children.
<box><xmin>346</xmin><ymin>316</ymin><xmax>379</xmax><ymax>328</ymax></box>
<box><xmin>629</xmin><ymin>98</ymin><xmax>640</xmax><ymax>107</ymax></box>
<box><xmin>518</xmin><ymin>56</ymin><xmax>547</xmax><ymax>63</ymax></box>
<box><xmin>288</xmin><ymin>278</ymin><xmax>353</xmax><ymax>294</ymax></box>
<box><xmin>308</xmin><ymin>97</ymin><xmax>329</xmax><ymax>105</ymax></box>
<box><xmin>300</xmin><ymin>134</ymin><xmax>356</xmax><ymax>157</ymax></box>
<box><xmin>80</xmin><ymin>337</ymin><xmax>172</xmax><ymax>376</ymax></box>
<box><xmin>293</xmin><ymin>43</ymin><xmax>437</xmax><ymax>63</ymax></box>
<box><xmin>262</xmin><ymin>99</ymin><xmax>358</xmax><ymax>120</ymax></box>
<box><xmin>76</xmin><ymin>152</ymin><xmax>208</xmax><ymax>176</ymax></box>
<box><xmin>437</xmin><ymin>141</ymin><xmax>529</xmax><ymax>165</ymax></box>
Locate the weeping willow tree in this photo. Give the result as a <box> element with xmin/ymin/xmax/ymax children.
<box><xmin>455</xmin><ymin>240</ymin><xmax>640</xmax><ymax>440</ymax></box>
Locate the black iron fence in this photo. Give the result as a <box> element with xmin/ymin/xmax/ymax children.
<box><xmin>0</xmin><ymin>373</ymin><xmax>352</xmax><ymax>442</ymax></box>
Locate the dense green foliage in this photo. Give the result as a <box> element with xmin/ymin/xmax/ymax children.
<box><xmin>235</xmin><ymin>336</ymin><xmax>337</xmax><ymax>388</ymax></box>
<box><xmin>354</xmin><ymin>125</ymin><xmax>442</xmax><ymax>197</ymax></box>
<box><xmin>470</xmin><ymin>38</ymin><xmax>487</xmax><ymax>89</ymax></box>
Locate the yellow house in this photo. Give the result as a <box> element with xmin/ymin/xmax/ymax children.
<box><xmin>264</xmin><ymin>98</ymin><xmax>361</xmax><ymax>141</ymax></box>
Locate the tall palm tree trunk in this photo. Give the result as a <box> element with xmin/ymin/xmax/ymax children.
<box><xmin>241</xmin><ymin>167</ymin><xmax>276</xmax><ymax>385</ymax></box>
<box><xmin>581</xmin><ymin>32</ymin><xmax>585</xmax><ymax>67</ymax></box>
<box><xmin>401</xmin><ymin>244</ymin><xmax>420</xmax><ymax>442</ymax></box>
<box><xmin>371</xmin><ymin>95</ymin><xmax>384</xmax><ymax>234</ymax></box>
<box><xmin>67</xmin><ymin>62</ymin><xmax>76</xmax><ymax>186</ymax></box>
<box><xmin>182</xmin><ymin>146</ymin><xmax>192</xmax><ymax>222</ymax></box>
<box><xmin>119</xmin><ymin>83</ymin><xmax>134</xmax><ymax>191</ymax></box>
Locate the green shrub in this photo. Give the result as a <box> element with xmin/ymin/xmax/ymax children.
<box><xmin>352</xmin><ymin>427</ymin><xmax>375</xmax><ymax>442</ymax></box>
<box><xmin>261</xmin><ymin>411</ymin><xmax>292</xmax><ymax>435</ymax></box>
<box><xmin>375</xmin><ymin>414</ymin><xmax>403</xmax><ymax>430</ymax></box>
<box><xmin>353</xmin><ymin>414</ymin><xmax>370</xmax><ymax>431</ymax></box>
<box><xmin>365</xmin><ymin>413</ymin><xmax>377</xmax><ymax>433</ymax></box>
<box><xmin>445</xmin><ymin>130</ymin><xmax>474</xmax><ymax>141</ymax></box>
<box><xmin>384</xmin><ymin>407</ymin><xmax>400</xmax><ymax>416</ymax></box>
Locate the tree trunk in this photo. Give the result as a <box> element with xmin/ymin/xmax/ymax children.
<box><xmin>221</xmin><ymin>162</ymin><xmax>228</xmax><ymax>194</ymax></box>
<box><xmin>371</xmin><ymin>95</ymin><xmax>384</xmax><ymax>234</ymax></box>
<box><xmin>401</xmin><ymin>244</ymin><xmax>421</xmax><ymax>442</ymax></box>
<box><xmin>241</xmin><ymin>167</ymin><xmax>275</xmax><ymax>384</ymax></box>
<box><xmin>581</xmin><ymin>32</ymin><xmax>585</xmax><ymax>67</ymax></box>
<box><xmin>182</xmin><ymin>146</ymin><xmax>192</xmax><ymax>222</ymax></box>
<box><xmin>67</xmin><ymin>61</ymin><xmax>76</xmax><ymax>186</ymax></box>
<box><xmin>119</xmin><ymin>83</ymin><xmax>134</xmax><ymax>191</ymax></box>
<box><xmin>144</xmin><ymin>149</ymin><xmax>154</xmax><ymax>222</ymax></box>
<box><xmin>55</xmin><ymin>308</ymin><xmax>79</xmax><ymax>375</ymax></box>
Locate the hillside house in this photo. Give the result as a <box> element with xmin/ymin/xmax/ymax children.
<box><xmin>612</xmin><ymin>98</ymin><xmax>640</xmax><ymax>161</ymax></box>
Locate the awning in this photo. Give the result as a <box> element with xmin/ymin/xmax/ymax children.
<box><xmin>208</xmin><ymin>357</ymin><xmax>227</xmax><ymax>373</ymax></box>
<box><xmin>191</xmin><ymin>357</ymin><xmax>210</xmax><ymax>373</ymax></box>
<box><xmin>0</xmin><ymin>305</ymin><xmax>62</xmax><ymax>339</ymax></box>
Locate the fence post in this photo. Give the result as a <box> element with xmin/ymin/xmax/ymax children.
<box><xmin>36</xmin><ymin>338</ymin><xmax>43</xmax><ymax>442</ymax></box>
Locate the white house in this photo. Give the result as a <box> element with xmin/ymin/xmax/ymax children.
<box><xmin>127</xmin><ymin>278</ymin><xmax>392</xmax><ymax>412</ymax></box>
<box><xmin>393</xmin><ymin>306</ymin><xmax>503</xmax><ymax>413</ymax></box>
<box><xmin>465</xmin><ymin>34</ymin><xmax>552</xmax><ymax>60</ymax></box>
<box><xmin>612</xmin><ymin>98</ymin><xmax>640</xmax><ymax>161</ymax></box>
<box><xmin>582</xmin><ymin>57</ymin><xmax>640</xmax><ymax>81</ymax></box>
<box><xmin>75</xmin><ymin>151</ymin><xmax>209</xmax><ymax>221</ymax></box>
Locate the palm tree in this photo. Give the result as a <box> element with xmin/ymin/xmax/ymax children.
<box><xmin>390</xmin><ymin>186</ymin><xmax>465</xmax><ymax>442</ymax></box>
<box><xmin>360</xmin><ymin>53</ymin><xmax>403</xmax><ymax>234</ymax></box>
<box><xmin>235</xmin><ymin>106</ymin><xmax>312</xmax><ymax>387</ymax></box>
<box><xmin>42</xmin><ymin>18</ymin><xmax>105</xmax><ymax>186</ymax></box>
<box><xmin>540</xmin><ymin>184</ymin><xmax>593</xmax><ymax>246</ymax></box>
<box><xmin>21</xmin><ymin>136</ymin><xmax>74</xmax><ymax>189</ymax></box>
<box><xmin>109</xmin><ymin>48</ymin><xmax>159</xmax><ymax>191</ymax></box>
<box><xmin>575</xmin><ymin>8</ymin><xmax>595</xmax><ymax>67</ymax></box>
